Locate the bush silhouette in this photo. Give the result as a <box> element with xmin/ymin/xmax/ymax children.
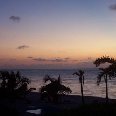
<box><xmin>40</xmin><ymin>75</ymin><xmax>71</xmax><ymax>103</ymax></box>
<box><xmin>0</xmin><ymin>71</ymin><xmax>30</xmax><ymax>98</ymax></box>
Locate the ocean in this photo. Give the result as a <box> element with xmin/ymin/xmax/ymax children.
<box><xmin>4</xmin><ymin>68</ymin><xmax>116</xmax><ymax>99</ymax></box>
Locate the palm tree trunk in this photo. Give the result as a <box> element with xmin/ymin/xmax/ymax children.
<box><xmin>105</xmin><ymin>74</ymin><xmax>108</xmax><ymax>103</ymax></box>
<box><xmin>81</xmin><ymin>82</ymin><xmax>84</xmax><ymax>104</ymax></box>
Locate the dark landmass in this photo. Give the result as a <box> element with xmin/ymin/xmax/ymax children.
<box><xmin>0</xmin><ymin>92</ymin><xmax>116</xmax><ymax>116</ymax></box>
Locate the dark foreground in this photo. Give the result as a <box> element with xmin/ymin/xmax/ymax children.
<box><xmin>0</xmin><ymin>92</ymin><xmax>116</xmax><ymax>116</ymax></box>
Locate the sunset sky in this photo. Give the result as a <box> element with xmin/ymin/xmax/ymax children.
<box><xmin>1</xmin><ymin>0</ymin><xmax>116</xmax><ymax>69</ymax></box>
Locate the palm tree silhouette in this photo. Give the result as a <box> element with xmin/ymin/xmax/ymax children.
<box><xmin>94</xmin><ymin>56</ymin><xmax>116</xmax><ymax>103</ymax></box>
<box><xmin>40</xmin><ymin>75</ymin><xmax>71</xmax><ymax>103</ymax></box>
<box><xmin>73</xmin><ymin>70</ymin><xmax>85</xmax><ymax>104</ymax></box>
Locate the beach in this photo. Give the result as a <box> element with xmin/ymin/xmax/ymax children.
<box><xmin>0</xmin><ymin>92</ymin><xmax>116</xmax><ymax>116</ymax></box>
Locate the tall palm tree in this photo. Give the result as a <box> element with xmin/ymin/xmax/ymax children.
<box><xmin>97</xmin><ymin>68</ymin><xmax>109</xmax><ymax>102</ymax></box>
<box><xmin>73</xmin><ymin>70</ymin><xmax>85</xmax><ymax>104</ymax></box>
<box><xmin>94</xmin><ymin>56</ymin><xmax>116</xmax><ymax>103</ymax></box>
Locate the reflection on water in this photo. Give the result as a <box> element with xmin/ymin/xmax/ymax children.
<box><xmin>26</xmin><ymin>109</ymin><xmax>41</xmax><ymax>115</ymax></box>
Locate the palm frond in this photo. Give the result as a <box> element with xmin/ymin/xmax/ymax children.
<box><xmin>73</xmin><ymin>72</ymin><xmax>80</xmax><ymax>76</ymax></box>
<box><xmin>73</xmin><ymin>70</ymin><xmax>85</xmax><ymax>84</ymax></box>
<box><xmin>94</xmin><ymin>56</ymin><xmax>115</xmax><ymax>67</ymax></box>
<box><xmin>43</xmin><ymin>75</ymin><xmax>55</xmax><ymax>83</ymax></box>
<box><xmin>97</xmin><ymin>71</ymin><xmax>105</xmax><ymax>85</ymax></box>
<box><xmin>78</xmin><ymin>70</ymin><xmax>84</xmax><ymax>75</ymax></box>
<box><xmin>94</xmin><ymin>56</ymin><xmax>116</xmax><ymax>85</ymax></box>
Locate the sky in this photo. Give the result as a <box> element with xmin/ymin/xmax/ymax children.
<box><xmin>0</xmin><ymin>0</ymin><xmax>116</xmax><ymax>69</ymax></box>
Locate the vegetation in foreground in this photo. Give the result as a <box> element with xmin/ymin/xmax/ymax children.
<box><xmin>0</xmin><ymin>106</ymin><xmax>19</xmax><ymax>116</ymax></box>
<box><xmin>49</xmin><ymin>102</ymin><xmax>116</xmax><ymax>116</ymax></box>
<box><xmin>40</xmin><ymin>75</ymin><xmax>71</xmax><ymax>103</ymax></box>
<box><xmin>0</xmin><ymin>70</ymin><xmax>31</xmax><ymax>98</ymax></box>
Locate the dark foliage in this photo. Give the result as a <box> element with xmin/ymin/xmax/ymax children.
<box><xmin>40</xmin><ymin>75</ymin><xmax>71</xmax><ymax>103</ymax></box>
<box><xmin>0</xmin><ymin>70</ymin><xmax>30</xmax><ymax>98</ymax></box>
<box><xmin>93</xmin><ymin>56</ymin><xmax>116</xmax><ymax>103</ymax></box>
<box><xmin>94</xmin><ymin>56</ymin><xmax>116</xmax><ymax>78</ymax></box>
<box><xmin>0</xmin><ymin>106</ymin><xmax>19</xmax><ymax>116</ymax></box>
<box><xmin>49</xmin><ymin>103</ymin><xmax>116</xmax><ymax>116</ymax></box>
<box><xmin>93</xmin><ymin>56</ymin><xmax>116</xmax><ymax>67</ymax></box>
<box><xmin>94</xmin><ymin>56</ymin><xmax>116</xmax><ymax>85</ymax></box>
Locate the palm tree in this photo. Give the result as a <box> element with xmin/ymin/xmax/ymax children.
<box><xmin>73</xmin><ymin>70</ymin><xmax>85</xmax><ymax>104</ymax></box>
<box><xmin>97</xmin><ymin>68</ymin><xmax>109</xmax><ymax>102</ymax></box>
<box><xmin>93</xmin><ymin>56</ymin><xmax>116</xmax><ymax>103</ymax></box>
<box><xmin>40</xmin><ymin>75</ymin><xmax>71</xmax><ymax>103</ymax></box>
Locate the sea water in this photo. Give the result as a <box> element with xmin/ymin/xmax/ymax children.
<box><xmin>7</xmin><ymin>68</ymin><xmax>116</xmax><ymax>99</ymax></box>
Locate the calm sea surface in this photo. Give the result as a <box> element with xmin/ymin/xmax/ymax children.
<box><xmin>3</xmin><ymin>68</ymin><xmax>116</xmax><ymax>99</ymax></box>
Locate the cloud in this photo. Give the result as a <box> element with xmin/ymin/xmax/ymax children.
<box><xmin>32</xmin><ymin>57</ymin><xmax>78</xmax><ymax>63</ymax></box>
<box><xmin>33</xmin><ymin>58</ymin><xmax>47</xmax><ymax>62</ymax></box>
<box><xmin>9</xmin><ymin>16</ymin><xmax>21</xmax><ymax>22</ymax></box>
<box><xmin>27</xmin><ymin>56</ymin><xmax>33</xmax><ymax>59</ymax></box>
<box><xmin>9</xmin><ymin>58</ymin><xmax>16</xmax><ymax>61</ymax></box>
<box><xmin>109</xmin><ymin>4</ymin><xmax>116</xmax><ymax>10</ymax></box>
<box><xmin>50</xmin><ymin>58</ymin><xmax>66</xmax><ymax>62</ymax></box>
<box><xmin>30</xmin><ymin>57</ymin><xmax>80</xmax><ymax>63</ymax></box>
<box><xmin>64</xmin><ymin>57</ymin><xmax>70</xmax><ymax>60</ymax></box>
<box><xmin>30</xmin><ymin>57</ymin><xmax>94</xmax><ymax>64</ymax></box>
<box><xmin>72</xmin><ymin>60</ymin><xmax>79</xmax><ymax>62</ymax></box>
<box><xmin>17</xmin><ymin>45</ymin><xmax>29</xmax><ymax>50</ymax></box>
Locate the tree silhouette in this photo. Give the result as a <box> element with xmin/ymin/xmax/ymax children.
<box><xmin>93</xmin><ymin>56</ymin><xmax>116</xmax><ymax>103</ymax></box>
<box><xmin>0</xmin><ymin>71</ymin><xmax>31</xmax><ymax>98</ymax></box>
<box><xmin>73</xmin><ymin>70</ymin><xmax>85</xmax><ymax>104</ymax></box>
<box><xmin>40</xmin><ymin>75</ymin><xmax>71</xmax><ymax>103</ymax></box>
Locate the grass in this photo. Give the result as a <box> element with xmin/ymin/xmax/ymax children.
<box><xmin>0</xmin><ymin>106</ymin><xmax>19</xmax><ymax>116</ymax></box>
<box><xmin>48</xmin><ymin>103</ymin><xmax>116</xmax><ymax>116</ymax></box>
